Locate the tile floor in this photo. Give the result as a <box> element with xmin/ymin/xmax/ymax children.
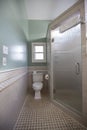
<box><xmin>13</xmin><ymin>94</ymin><xmax>87</xmax><ymax>130</ymax></box>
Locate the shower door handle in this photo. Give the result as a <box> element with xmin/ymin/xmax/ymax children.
<box><xmin>75</xmin><ymin>62</ymin><xmax>80</xmax><ymax>75</ymax></box>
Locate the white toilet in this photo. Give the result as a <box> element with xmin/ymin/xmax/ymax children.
<box><xmin>32</xmin><ymin>71</ymin><xmax>43</xmax><ymax>99</ymax></box>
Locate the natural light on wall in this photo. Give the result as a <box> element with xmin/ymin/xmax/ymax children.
<box><xmin>11</xmin><ymin>46</ymin><xmax>26</xmax><ymax>61</ymax></box>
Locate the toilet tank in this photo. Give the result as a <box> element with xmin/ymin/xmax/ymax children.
<box><xmin>33</xmin><ymin>73</ymin><xmax>43</xmax><ymax>82</ymax></box>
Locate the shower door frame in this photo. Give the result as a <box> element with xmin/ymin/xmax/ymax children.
<box><xmin>48</xmin><ymin>0</ymin><xmax>86</xmax><ymax>117</ymax></box>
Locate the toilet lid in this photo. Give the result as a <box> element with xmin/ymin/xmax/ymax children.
<box><xmin>33</xmin><ymin>82</ymin><xmax>43</xmax><ymax>87</ymax></box>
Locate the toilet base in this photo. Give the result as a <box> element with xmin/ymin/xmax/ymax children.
<box><xmin>34</xmin><ymin>91</ymin><xmax>41</xmax><ymax>99</ymax></box>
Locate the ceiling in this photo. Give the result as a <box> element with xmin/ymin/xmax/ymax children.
<box><xmin>0</xmin><ymin>0</ymin><xmax>79</xmax><ymax>20</ymax></box>
<box><xmin>25</xmin><ymin>0</ymin><xmax>79</xmax><ymax>20</ymax></box>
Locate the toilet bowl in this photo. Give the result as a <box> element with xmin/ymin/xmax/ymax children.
<box><xmin>32</xmin><ymin>72</ymin><xmax>43</xmax><ymax>99</ymax></box>
<box><xmin>33</xmin><ymin>82</ymin><xmax>43</xmax><ymax>99</ymax></box>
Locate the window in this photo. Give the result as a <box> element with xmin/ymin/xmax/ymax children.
<box><xmin>32</xmin><ymin>42</ymin><xmax>46</xmax><ymax>63</ymax></box>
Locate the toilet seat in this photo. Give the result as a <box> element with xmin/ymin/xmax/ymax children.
<box><xmin>33</xmin><ymin>82</ymin><xmax>43</xmax><ymax>87</ymax></box>
<box><xmin>33</xmin><ymin>82</ymin><xmax>43</xmax><ymax>90</ymax></box>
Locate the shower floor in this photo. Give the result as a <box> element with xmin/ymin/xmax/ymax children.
<box><xmin>13</xmin><ymin>94</ymin><xmax>87</xmax><ymax>130</ymax></box>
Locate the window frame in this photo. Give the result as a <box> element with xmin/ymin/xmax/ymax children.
<box><xmin>32</xmin><ymin>42</ymin><xmax>46</xmax><ymax>63</ymax></box>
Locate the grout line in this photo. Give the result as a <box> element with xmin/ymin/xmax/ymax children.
<box><xmin>13</xmin><ymin>94</ymin><xmax>87</xmax><ymax>130</ymax></box>
<box><xmin>13</xmin><ymin>95</ymin><xmax>29</xmax><ymax>130</ymax></box>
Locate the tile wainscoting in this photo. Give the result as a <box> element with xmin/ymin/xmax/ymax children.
<box><xmin>0</xmin><ymin>67</ymin><xmax>29</xmax><ymax>130</ymax></box>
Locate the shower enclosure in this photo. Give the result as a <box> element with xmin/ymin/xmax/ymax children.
<box><xmin>47</xmin><ymin>0</ymin><xmax>87</xmax><ymax>123</ymax></box>
<box><xmin>50</xmin><ymin>17</ymin><xmax>82</xmax><ymax>113</ymax></box>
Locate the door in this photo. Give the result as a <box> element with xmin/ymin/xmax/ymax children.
<box><xmin>51</xmin><ymin>24</ymin><xmax>82</xmax><ymax>112</ymax></box>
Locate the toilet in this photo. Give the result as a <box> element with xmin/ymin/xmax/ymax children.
<box><xmin>32</xmin><ymin>71</ymin><xmax>43</xmax><ymax>99</ymax></box>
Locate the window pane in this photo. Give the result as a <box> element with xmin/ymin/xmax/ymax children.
<box><xmin>35</xmin><ymin>53</ymin><xmax>44</xmax><ymax>60</ymax></box>
<box><xmin>35</xmin><ymin>46</ymin><xmax>43</xmax><ymax>52</ymax></box>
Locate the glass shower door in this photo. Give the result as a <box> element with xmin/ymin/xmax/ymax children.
<box><xmin>52</xmin><ymin>24</ymin><xmax>82</xmax><ymax>112</ymax></box>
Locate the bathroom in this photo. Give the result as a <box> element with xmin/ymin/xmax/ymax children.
<box><xmin>0</xmin><ymin>0</ymin><xmax>87</xmax><ymax>130</ymax></box>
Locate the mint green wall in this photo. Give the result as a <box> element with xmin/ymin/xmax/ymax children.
<box><xmin>0</xmin><ymin>19</ymin><xmax>28</xmax><ymax>71</ymax></box>
<box><xmin>28</xmin><ymin>20</ymin><xmax>51</xmax><ymax>41</ymax></box>
<box><xmin>0</xmin><ymin>0</ymin><xmax>51</xmax><ymax>69</ymax></box>
<box><xmin>0</xmin><ymin>1</ymin><xmax>28</xmax><ymax>71</ymax></box>
<box><xmin>20</xmin><ymin>20</ymin><xmax>29</xmax><ymax>41</ymax></box>
<box><xmin>0</xmin><ymin>19</ymin><xmax>50</xmax><ymax>70</ymax></box>
<box><xmin>28</xmin><ymin>20</ymin><xmax>51</xmax><ymax>66</ymax></box>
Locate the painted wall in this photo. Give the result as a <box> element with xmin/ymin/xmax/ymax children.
<box><xmin>0</xmin><ymin>1</ymin><xmax>29</xmax><ymax>130</ymax></box>
<box><xmin>28</xmin><ymin>20</ymin><xmax>51</xmax><ymax>41</ymax></box>
<box><xmin>0</xmin><ymin>0</ymin><xmax>28</xmax><ymax>71</ymax></box>
<box><xmin>28</xmin><ymin>20</ymin><xmax>51</xmax><ymax>66</ymax></box>
<box><xmin>0</xmin><ymin>4</ymin><xmax>51</xmax><ymax>70</ymax></box>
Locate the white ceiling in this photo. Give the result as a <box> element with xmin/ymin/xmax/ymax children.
<box><xmin>25</xmin><ymin>0</ymin><xmax>79</xmax><ymax>20</ymax></box>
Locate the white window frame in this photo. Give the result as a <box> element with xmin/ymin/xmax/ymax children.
<box><xmin>32</xmin><ymin>42</ymin><xmax>46</xmax><ymax>63</ymax></box>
